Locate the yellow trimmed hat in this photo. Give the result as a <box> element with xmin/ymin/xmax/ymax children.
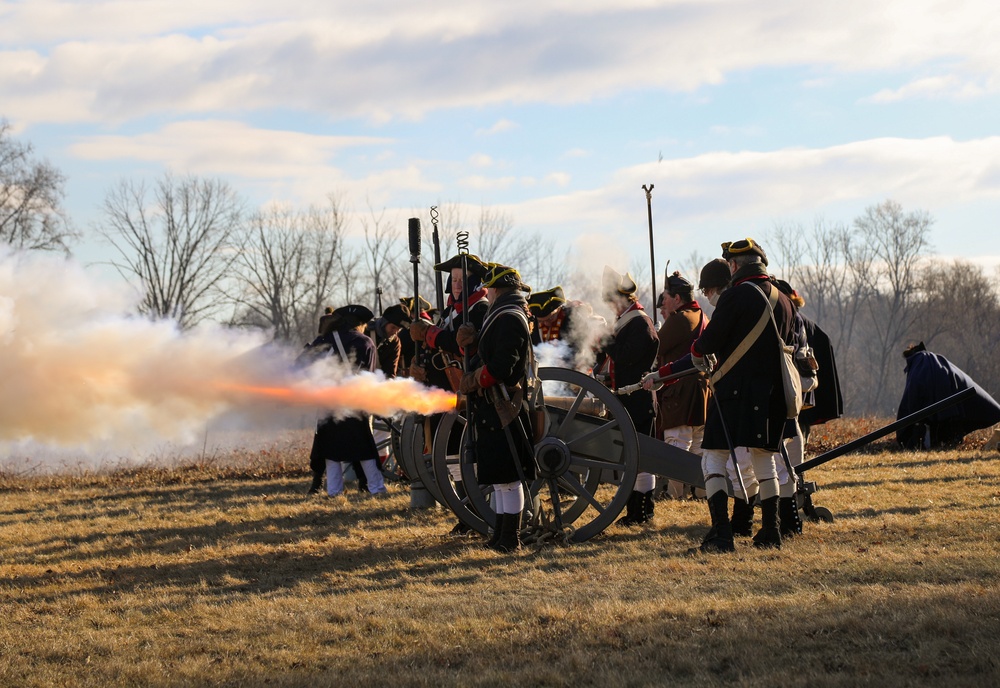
<box><xmin>527</xmin><ymin>286</ymin><xmax>566</xmax><ymax>317</ymax></box>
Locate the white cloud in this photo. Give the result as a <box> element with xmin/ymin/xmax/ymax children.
<box><xmin>70</xmin><ymin>120</ymin><xmax>391</xmax><ymax>178</ymax></box>
<box><xmin>2</xmin><ymin>1</ymin><xmax>998</xmax><ymax>126</ymax></box>
<box><xmin>468</xmin><ymin>153</ymin><xmax>493</xmax><ymax>167</ymax></box>
<box><xmin>864</xmin><ymin>75</ymin><xmax>994</xmax><ymax>103</ymax></box>
<box><xmin>476</xmin><ymin>119</ymin><xmax>518</xmax><ymax>136</ymax></box>
<box><xmin>498</xmin><ymin>136</ymin><xmax>1000</xmax><ymax>259</ymax></box>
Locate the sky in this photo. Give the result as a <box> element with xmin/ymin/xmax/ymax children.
<box><xmin>3</xmin><ymin>0</ymin><xmax>1000</xmax><ymax>282</ymax></box>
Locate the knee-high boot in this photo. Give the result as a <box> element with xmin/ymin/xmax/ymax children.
<box><xmin>779</xmin><ymin>496</ymin><xmax>803</xmax><ymax>537</ymax></box>
<box><xmin>308</xmin><ymin>471</ymin><xmax>324</xmax><ymax>495</ymax></box>
<box><xmin>494</xmin><ymin>513</ymin><xmax>521</xmax><ymax>553</ymax></box>
<box><xmin>698</xmin><ymin>491</ymin><xmax>735</xmax><ymax>553</ymax></box>
<box><xmin>485</xmin><ymin>512</ymin><xmax>503</xmax><ymax>549</ymax></box>
<box><xmin>641</xmin><ymin>490</ymin><xmax>655</xmax><ymax>522</ymax></box>
<box><xmin>730</xmin><ymin>496</ymin><xmax>755</xmax><ymax>536</ymax></box>
<box><xmin>617</xmin><ymin>491</ymin><xmax>644</xmax><ymax>526</ymax></box>
<box><xmin>753</xmin><ymin>496</ymin><xmax>782</xmax><ymax>549</ymax></box>
<box><xmin>449</xmin><ymin>482</ymin><xmax>473</xmax><ymax>535</ymax></box>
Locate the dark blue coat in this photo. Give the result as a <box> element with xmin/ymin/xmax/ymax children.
<box><xmin>896</xmin><ymin>350</ymin><xmax>1000</xmax><ymax>448</ymax></box>
<box><xmin>695</xmin><ymin>267</ymin><xmax>795</xmax><ymax>452</ymax></box>
<box><xmin>308</xmin><ymin>328</ymin><xmax>379</xmax><ymax>470</ymax></box>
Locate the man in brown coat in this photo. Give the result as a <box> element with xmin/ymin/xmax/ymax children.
<box><xmin>654</xmin><ymin>271</ymin><xmax>711</xmax><ymax>500</ymax></box>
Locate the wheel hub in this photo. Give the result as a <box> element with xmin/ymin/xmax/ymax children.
<box><xmin>535</xmin><ymin>437</ymin><xmax>571</xmax><ymax>478</ymax></box>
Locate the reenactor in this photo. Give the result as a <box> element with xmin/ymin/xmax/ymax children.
<box><xmin>408</xmin><ymin>254</ymin><xmax>491</xmax><ymax>535</ymax></box>
<box><xmin>459</xmin><ymin>264</ymin><xmax>536</xmax><ymax>552</ymax></box>
<box><xmin>653</xmin><ymin>271</ymin><xmax>710</xmax><ymax>500</ymax></box>
<box><xmin>305</xmin><ymin>305</ymin><xmax>387</xmax><ymax>498</ymax></box>
<box><xmin>597</xmin><ymin>266</ymin><xmax>659</xmax><ymax>526</ymax></box>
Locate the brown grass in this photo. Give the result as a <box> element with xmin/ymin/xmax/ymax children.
<box><xmin>1</xmin><ymin>419</ymin><xmax>999</xmax><ymax>687</ymax></box>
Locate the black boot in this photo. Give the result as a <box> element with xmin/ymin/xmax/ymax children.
<box><xmin>494</xmin><ymin>513</ymin><xmax>521</xmax><ymax>553</ymax></box>
<box><xmin>485</xmin><ymin>513</ymin><xmax>502</xmax><ymax>549</ymax></box>
<box><xmin>697</xmin><ymin>491</ymin><xmax>735</xmax><ymax>553</ymax></box>
<box><xmin>449</xmin><ymin>482</ymin><xmax>473</xmax><ymax>535</ymax></box>
<box><xmin>753</xmin><ymin>496</ymin><xmax>782</xmax><ymax>549</ymax></box>
<box><xmin>307</xmin><ymin>471</ymin><xmax>324</xmax><ymax>495</ymax></box>
<box><xmin>641</xmin><ymin>490</ymin><xmax>655</xmax><ymax>523</ymax></box>
<box><xmin>779</xmin><ymin>496</ymin><xmax>803</xmax><ymax>537</ymax></box>
<box><xmin>730</xmin><ymin>496</ymin><xmax>755</xmax><ymax>537</ymax></box>
<box><xmin>617</xmin><ymin>491</ymin><xmax>644</xmax><ymax>526</ymax></box>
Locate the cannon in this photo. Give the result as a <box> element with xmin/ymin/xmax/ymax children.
<box><xmin>392</xmin><ymin>369</ymin><xmax>977</xmax><ymax>543</ymax></box>
<box><xmin>395</xmin><ymin>367</ymin><xmax>703</xmax><ymax>542</ymax></box>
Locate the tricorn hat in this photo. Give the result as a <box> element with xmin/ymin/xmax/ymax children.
<box><xmin>721</xmin><ymin>237</ymin><xmax>768</xmax><ymax>266</ymax></box>
<box><xmin>903</xmin><ymin>341</ymin><xmax>927</xmax><ymax>359</ymax></box>
<box><xmin>528</xmin><ymin>286</ymin><xmax>567</xmax><ymax>317</ymax></box>
<box><xmin>332</xmin><ymin>304</ymin><xmax>375</xmax><ymax>329</ymax></box>
<box><xmin>602</xmin><ymin>266</ymin><xmax>637</xmax><ymax>301</ymax></box>
<box><xmin>400</xmin><ymin>295</ymin><xmax>432</xmax><ymax>315</ymax></box>
<box><xmin>434</xmin><ymin>253</ymin><xmax>489</xmax><ymax>277</ymax></box>
<box><xmin>482</xmin><ymin>263</ymin><xmax>531</xmax><ymax>292</ymax></box>
<box><xmin>698</xmin><ymin>258</ymin><xmax>731</xmax><ymax>290</ymax></box>
<box><xmin>381</xmin><ymin>303</ymin><xmax>411</xmax><ymax>328</ymax></box>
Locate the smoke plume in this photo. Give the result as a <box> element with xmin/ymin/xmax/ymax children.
<box><xmin>0</xmin><ymin>248</ymin><xmax>453</xmax><ymax>458</ymax></box>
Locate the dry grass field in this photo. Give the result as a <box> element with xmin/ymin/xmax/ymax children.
<box><xmin>1</xmin><ymin>419</ymin><xmax>998</xmax><ymax>687</ymax></box>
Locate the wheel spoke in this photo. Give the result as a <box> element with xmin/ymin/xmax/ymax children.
<box><xmin>553</xmin><ymin>387</ymin><xmax>587</xmax><ymax>439</ymax></box>
<box><xmin>558</xmin><ymin>473</ymin><xmax>606</xmax><ymax>513</ymax></box>
<box><xmin>566</xmin><ymin>418</ymin><xmax>620</xmax><ymax>449</ymax></box>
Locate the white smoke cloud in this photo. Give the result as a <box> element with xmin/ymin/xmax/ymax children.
<box><xmin>0</xmin><ymin>247</ymin><xmax>453</xmax><ymax>465</ymax></box>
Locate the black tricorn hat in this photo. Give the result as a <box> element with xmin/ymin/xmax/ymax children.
<box><xmin>434</xmin><ymin>253</ymin><xmax>489</xmax><ymax>277</ymax></box>
<box><xmin>698</xmin><ymin>258</ymin><xmax>731</xmax><ymax>290</ymax></box>
<box><xmin>528</xmin><ymin>286</ymin><xmax>567</xmax><ymax>317</ymax></box>
<box><xmin>482</xmin><ymin>263</ymin><xmax>531</xmax><ymax>292</ymax></box>
<box><xmin>332</xmin><ymin>304</ymin><xmax>375</xmax><ymax>329</ymax></box>
<box><xmin>665</xmin><ymin>271</ymin><xmax>694</xmax><ymax>296</ymax></box>
<box><xmin>400</xmin><ymin>295</ymin><xmax>432</xmax><ymax>314</ymax></box>
<box><xmin>903</xmin><ymin>341</ymin><xmax>927</xmax><ymax>359</ymax></box>
<box><xmin>721</xmin><ymin>237</ymin><xmax>768</xmax><ymax>266</ymax></box>
<box><xmin>381</xmin><ymin>304</ymin><xmax>411</xmax><ymax>328</ymax></box>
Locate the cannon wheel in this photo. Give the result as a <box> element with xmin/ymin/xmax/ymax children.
<box><xmin>399</xmin><ymin>414</ymin><xmax>447</xmax><ymax>506</ymax></box>
<box><xmin>431</xmin><ymin>367</ymin><xmax>639</xmax><ymax>543</ymax></box>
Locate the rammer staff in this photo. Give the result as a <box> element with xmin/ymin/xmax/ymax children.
<box><xmin>408</xmin><ymin>217</ymin><xmax>422</xmax><ymax>352</ymax></box>
<box><xmin>431</xmin><ymin>206</ymin><xmax>445</xmax><ymax>313</ymax></box>
<box><xmin>642</xmin><ymin>184</ymin><xmax>658</xmax><ymax>327</ymax></box>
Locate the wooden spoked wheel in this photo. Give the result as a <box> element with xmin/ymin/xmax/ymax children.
<box><xmin>430</xmin><ymin>367</ymin><xmax>639</xmax><ymax>543</ymax></box>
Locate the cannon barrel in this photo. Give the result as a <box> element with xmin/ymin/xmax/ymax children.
<box><xmin>795</xmin><ymin>386</ymin><xmax>976</xmax><ymax>473</ymax></box>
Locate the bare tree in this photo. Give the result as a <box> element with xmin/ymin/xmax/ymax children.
<box><xmin>475</xmin><ymin>205</ymin><xmax>514</xmax><ymax>260</ymax></box>
<box><xmin>230</xmin><ymin>197</ymin><xmax>353</xmax><ymax>344</ymax></box>
<box><xmin>98</xmin><ymin>174</ymin><xmax>245</xmax><ymax>329</ymax></box>
<box><xmin>359</xmin><ymin>200</ymin><xmax>405</xmax><ymax>311</ymax></box>
<box><xmin>0</xmin><ymin>120</ymin><xmax>76</xmax><ymax>253</ymax></box>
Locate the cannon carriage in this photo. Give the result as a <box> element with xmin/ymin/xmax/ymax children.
<box><xmin>394</xmin><ymin>366</ymin><xmax>705</xmax><ymax>543</ymax></box>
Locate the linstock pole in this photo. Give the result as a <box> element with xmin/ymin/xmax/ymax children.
<box><xmin>430</xmin><ymin>206</ymin><xmax>444</xmax><ymax>313</ymax></box>
<box><xmin>642</xmin><ymin>184</ymin><xmax>658</xmax><ymax>326</ymax></box>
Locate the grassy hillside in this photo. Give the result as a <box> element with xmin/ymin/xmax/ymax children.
<box><xmin>1</xmin><ymin>419</ymin><xmax>998</xmax><ymax>687</ymax></box>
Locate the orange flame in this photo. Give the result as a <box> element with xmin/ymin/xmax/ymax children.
<box><xmin>218</xmin><ymin>376</ymin><xmax>456</xmax><ymax>416</ymax></box>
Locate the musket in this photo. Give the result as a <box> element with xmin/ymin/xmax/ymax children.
<box><xmin>615</xmin><ymin>367</ymin><xmax>698</xmax><ymax>395</ymax></box>
<box><xmin>642</xmin><ymin>184</ymin><xmax>658</xmax><ymax>327</ymax></box>
<box><xmin>431</xmin><ymin>206</ymin><xmax>445</xmax><ymax>313</ymax></box>
<box><xmin>708</xmin><ymin>377</ymin><xmax>749</xmax><ymax>500</ymax></box>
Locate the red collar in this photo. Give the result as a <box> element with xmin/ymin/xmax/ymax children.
<box><xmin>678</xmin><ymin>301</ymin><xmax>701</xmax><ymax>312</ymax></box>
<box><xmin>732</xmin><ymin>274</ymin><xmax>769</xmax><ymax>288</ymax></box>
<box><xmin>619</xmin><ymin>301</ymin><xmax>643</xmax><ymax>318</ymax></box>
<box><xmin>448</xmin><ymin>288</ymin><xmax>488</xmax><ymax>314</ymax></box>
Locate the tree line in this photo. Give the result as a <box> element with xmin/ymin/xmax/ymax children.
<box><xmin>3</xmin><ymin>121</ymin><xmax>997</xmax><ymax>417</ymax></box>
